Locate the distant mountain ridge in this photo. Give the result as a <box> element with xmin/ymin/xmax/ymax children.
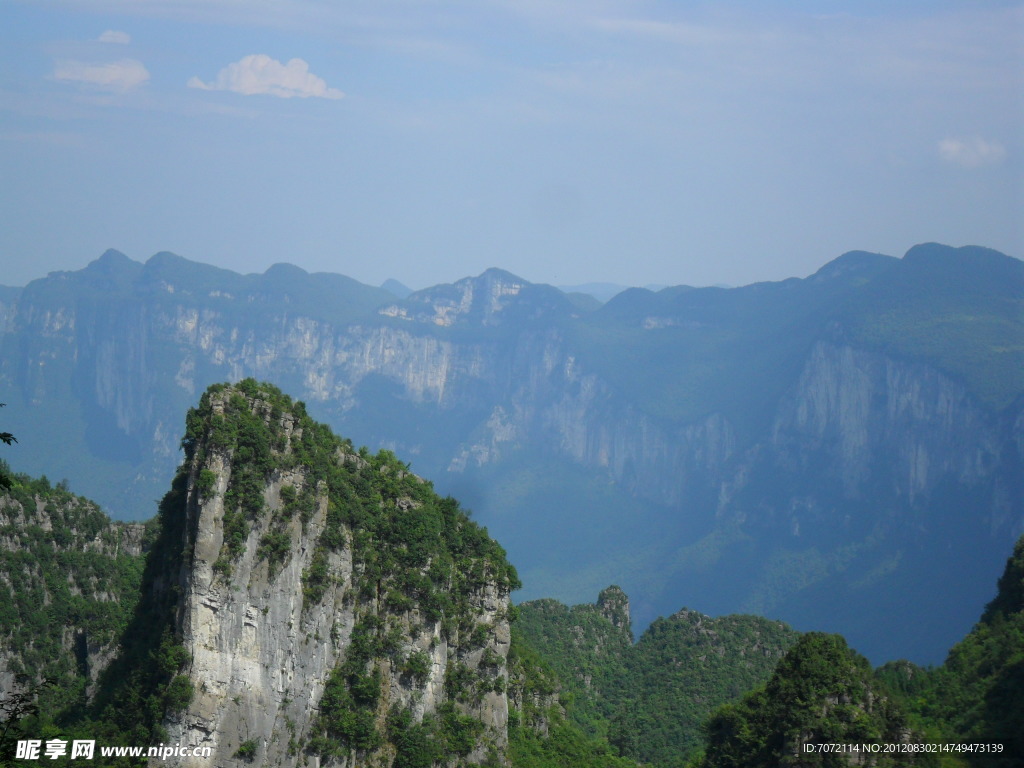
<box><xmin>556</xmin><ymin>282</ymin><xmax>671</xmax><ymax>303</ymax></box>
<box><xmin>0</xmin><ymin>243</ymin><xmax>1021</xmax><ymax>664</ymax></box>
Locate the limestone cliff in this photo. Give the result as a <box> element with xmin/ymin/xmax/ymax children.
<box><xmin>156</xmin><ymin>380</ymin><xmax>520</xmax><ymax>767</ymax></box>
<box><xmin>4</xmin><ymin>251</ymin><xmax>1017</xmax><ymax>540</ymax></box>
<box><xmin>6</xmin><ymin>250</ymin><xmax>1017</xmax><ymax>540</ymax></box>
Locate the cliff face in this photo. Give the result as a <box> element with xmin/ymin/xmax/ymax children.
<box><xmin>773</xmin><ymin>342</ymin><xmax>1008</xmax><ymax>502</ymax></box>
<box><xmin>707</xmin><ymin>337</ymin><xmax>1020</xmax><ymax>546</ymax></box>
<box><xmin>157</xmin><ymin>381</ymin><xmax>519</xmax><ymax>767</ymax></box>
<box><xmin>6</xmin><ymin>271</ymin><xmax>1017</xmax><ymax>528</ymax></box>
<box><xmin>4</xmin><ymin>250</ymin><xmax>1017</xmax><ymax>524</ymax></box>
<box><xmin>453</xmin><ymin>335</ymin><xmax>1020</xmax><ymax>524</ymax></box>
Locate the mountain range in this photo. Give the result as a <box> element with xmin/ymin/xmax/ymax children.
<box><xmin>0</xmin><ymin>242</ymin><xmax>1021</xmax><ymax>664</ymax></box>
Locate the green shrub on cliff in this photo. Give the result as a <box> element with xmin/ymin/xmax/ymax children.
<box><xmin>698</xmin><ymin>633</ymin><xmax>919</xmax><ymax>768</ymax></box>
<box><xmin>515</xmin><ymin>589</ymin><xmax>798</xmax><ymax>766</ymax></box>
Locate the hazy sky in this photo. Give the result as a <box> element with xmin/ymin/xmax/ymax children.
<box><xmin>2</xmin><ymin>1</ymin><xmax>1021</xmax><ymax>290</ymax></box>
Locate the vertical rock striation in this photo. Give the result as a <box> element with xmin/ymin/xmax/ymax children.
<box><xmin>157</xmin><ymin>381</ymin><xmax>520</xmax><ymax>767</ymax></box>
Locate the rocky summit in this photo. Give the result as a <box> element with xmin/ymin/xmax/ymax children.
<box><xmin>162</xmin><ymin>381</ymin><xmax>520</xmax><ymax>766</ymax></box>
<box><xmin>0</xmin><ymin>381</ymin><xmax>528</xmax><ymax>767</ymax></box>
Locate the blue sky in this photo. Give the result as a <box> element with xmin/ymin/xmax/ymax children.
<box><xmin>1</xmin><ymin>1</ymin><xmax>1021</xmax><ymax>290</ymax></box>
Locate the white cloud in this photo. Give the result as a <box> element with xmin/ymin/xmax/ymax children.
<box><xmin>98</xmin><ymin>30</ymin><xmax>131</xmax><ymax>44</ymax></box>
<box><xmin>188</xmin><ymin>54</ymin><xmax>343</xmax><ymax>99</ymax></box>
<box><xmin>53</xmin><ymin>59</ymin><xmax>150</xmax><ymax>91</ymax></box>
<box><xmin>938</xmin><ymin>137</ymin><xmax>1007</xmax><ymax>169</ymax></box>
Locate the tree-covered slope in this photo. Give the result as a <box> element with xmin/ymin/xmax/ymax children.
<box><xmin>517</xmin><ymin>589</ymin><xmax>799</xmax><ymax>767</ymax></box>
<box><xmin>698</xmin><ymin>633</ymin><xmax>919</xmax><ymax>768</ymax></box>
<box><xmin>0</xmin><ymin>471</ymin><xmax>146</xmax><ymax>763</ymax></box>
<box><xmin>506</xmin><ymin>626</ymin><xmax>635</xmax><ymax>768</ymax></box>
<box><xmin>693</xmin><ymin>535</ymin><xmax>1024</xmax><ymax>768</ymax></box>
<box><xmin>611</xmin><ymin>609</ymin><xmax>798</xmax><ymax>766</ymax></box>
<box><xmin>514</xmin><ymin>587</ymin><xmax>634</xmax><ymax>738</ymax></box>
<box><xmin>926</xmin><ymin>536</ymin><xmax>1024</xmax><ymax>764</ymax></box>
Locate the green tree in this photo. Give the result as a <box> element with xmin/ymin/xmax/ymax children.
<box><xmin>699</xmin><ymin>633</ymin><xmax>922</xmax><ymax>768</ymax></box>
<box><xmin>0</xmin><ymin>402</ymin><xmax>15</xmax><ymax>490</ymax></box>
<box><xmin>0</xmin><ymin>677</ymin><xmax>53</xmax><ymax>767</ymax></box>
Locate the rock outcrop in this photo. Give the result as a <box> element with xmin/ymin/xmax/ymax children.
<box><xmin>157</xmin><ymin>381</ymin><xmax>519</xmax><ymax>767</ymax></box>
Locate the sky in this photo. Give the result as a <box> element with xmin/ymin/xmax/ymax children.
<box><xmin>1</xmin><ymin>1</ymin><xmax>1022</xmax><ymax>291</ymax></box>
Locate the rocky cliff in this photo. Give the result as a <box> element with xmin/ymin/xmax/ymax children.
<box><xmin>0</xmin><ymin>383</ymin><xmax>630</xmax><ymax>768</ymax></box>
<box><xmin>154</xmin><ymin>380</ymin><xmax>519</xmax><ymax>767</ymax></box>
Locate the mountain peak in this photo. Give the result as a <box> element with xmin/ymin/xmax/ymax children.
<box><xmin>380</xmin><ymin>278</ymin><xmax>412</xmax><ymax>299</ymax></box>
<box><xmin>263</xmin><ymin>262</ymin><xmax>309</xmax><ymax>279</ymax></box>
<box><xmin>85</xmin><ymin>248</ymin><xmax>137</xmax><ymax>272</ymax></box>
<box><xmin>77</xmin><ymin>249</ymin><xmax>142</xmax><ymax>290</ymax></box>
<box><xmin>145</xmin><ymin>250</ymin><xmax>188</xmax><ymax>268</ymax></box>
<box><xmin>142</xmin><ymin>251</ymin><xmax>200</xmax><ymax>282</ymax></box>
<box><xmin>902</xmin><ymin>242</ymin><xmax>1020</xmax><ymax>267</ymax></box>
<box><xmin>477</xmin><ymin>266</ymin><xmax>527</xmax><ymax>284</ymax></box>
<box><xmin>597</xmin><ymin>585</ymin><xmax>632</xmax><ymax>636</ymax></box>
<box><xmin>97</xmin><ymin>247</ymin><xmax>131</xmax><ymax>263</ymax></box>
<box><xmin>809</xmin><ymin>250</ymin><xmax>897</xmax><ymax>283</ymax></box>
<box><xmin>382</xmin><ymin>268</ymin><xmax>571</xmax><ymax>327</ymax></box>
<box><xmin>157</xmin><ymin>379</ymin><xmax>521</xmax><ymax>764</ymax></box>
